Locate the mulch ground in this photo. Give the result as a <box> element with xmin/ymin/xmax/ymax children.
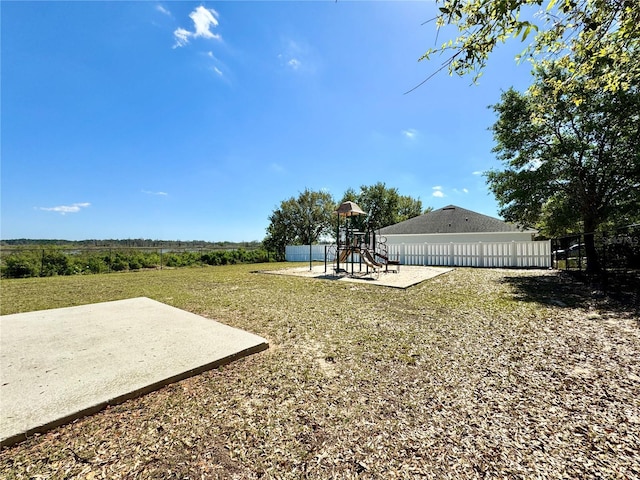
<box><xmin>1</xmin><ymin>267</ymin><xmax>638</xmax><ymax>479</ymax></box>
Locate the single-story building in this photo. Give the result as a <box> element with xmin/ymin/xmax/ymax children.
<box><xmin>378</xmin><ymin>205</ymin><xmax>537</xmax><ymax>244</ymax></box>
<box><xmin>286</xmin><ymin>205</ymin><xmax>549</xmax><ymax>268</ymax></box>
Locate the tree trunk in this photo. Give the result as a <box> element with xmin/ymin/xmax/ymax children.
<box><xmin>583</xmin><ymin>217</ymin><xmax>601</xmax><ymax>274</ymax></box>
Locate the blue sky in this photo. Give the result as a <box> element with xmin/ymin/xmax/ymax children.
<box><xmin>2</xmin><ymin>1</ymin><xmax>534</xmax><ymax>242</ymax></box>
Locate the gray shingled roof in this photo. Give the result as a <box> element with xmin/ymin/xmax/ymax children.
<box><xmin>379</xmin><ymin>205</ymin><xmax>535</xmax><ymax>235</ymax></box>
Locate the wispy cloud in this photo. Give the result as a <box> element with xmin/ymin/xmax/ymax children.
<box><xmin>472</xmin><ymin>170</ymin><xmax>483</xmax><ymax>176</ymax></box>
<box><xmin>142</xmin><ymin>190</ymin><xmax>168</xmax><ymax>196</ymax></box>
<box><xmin>173</xmin><ymin>28</ymin><xmax>191</xmax><ymax>48</ymax></box>
<box><xmin>203</xmin><ymin>52</ymin><xmax>225</xmax><ymax>78</ymax></box>
<box><xmin>432</xmin><ymin>186</ymin><xmax>445</xmax><ymax>198</ymax></box>
<box><xmin>173</xmin><ymin>6</ymin><xmax>221</xmax><ymax>48</ymax></box>
<box><xmin>402</xmin><ymin>129</ymin><xmax>418</xmax><ymax>139</ymax></box>
<box><xmin>453</xmin><ymin>187</ymin><xmax>469</xmax><ymax>194</ymax></box>
<box><xmin>288</xmin><ymin>58</ymin><xmax>301</xmax><ymax>70</ymax></box>
<box><xmin>270</xmin><ymin>163</ymin><xmax>285</xmax><ymax>173</ymax></box>
<box><xmin>278</xmin><ymin>39</ymin><xmax>317</xmax><ymax>73</ymax></box>
<box><xmin>156</xmin><ymin>4</ymin><xmax>171</xmax><ymax>17</ymax></box>
<box><xmin>39</xmin><ymin>202</ymin><xmax>91</xmax><ymax>215</ymax></box>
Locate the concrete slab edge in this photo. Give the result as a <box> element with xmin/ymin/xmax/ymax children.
<box><xmin>1</xmin><ymin>342</ymin><xmax>268</xmax><ymax>449</ymax></box>
<box><xmin>257</xmin><ymin>267</ymin><xmax>453</xmax><ymax>290</ymax></box>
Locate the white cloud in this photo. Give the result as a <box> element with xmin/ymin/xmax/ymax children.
<box><xmin>173</xmin><ymin>6</ymin><xmax>221</xmax><ymax>48</ymax></box>
<box><xmin>190</xmin><ymin>6</ymin><xmax>220</xmax><ymax>39</ymax></box>
<box><xmin>402</xmin><ymin>129</ymin><xmax>418</xmax><ymax>139</ymax></box>
<box><xmin>279</xmin><ymin>39</ymin><xmax>317</xmax><ymax>73</ymax></box>
<box><xmin>173</xmin><ymin>28</ymin><xmax>191</xmax><ymax>48</ymax></box>
<box><xmin>432</xmin><ymin>186</ymin><xmax>445</xmax><ymax>198</ymax></box>
<box><xmin>472</xmin><ymin>170</ymin><xmax>483</xmax><ymax>176</ymax></box>
<box><xmin>39</xmin><ymin>202</ymin><xmax>91</xmax><ymax>215</ymax></box>
<box><xmin>212</xmin><ymin>66</ymin><xmax>223</xmax><ymax>76</ymax></box>
<box><xmin>463</xmin><ymin>188</ymin><xmax>469</xmax><ymax>193</ymax></box>
<box><xmin>288</xmin><ymin>58</ymin><xmax>301</xmax><ymax>70</ymax></box>
<box><xmin>156</xmin><ymin>4</ymin><xmax>171</xmax><ymax>16</ymax></box>
<box><xmin>142</xmin><ymin>190</ymin><xmax>168</xmax><ymax>196</ymax></box>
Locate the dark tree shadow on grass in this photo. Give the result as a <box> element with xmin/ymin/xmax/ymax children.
<box><xmin>501</xmin><ymin>271</ymin><xmax>639</xmax><ymax>321</ymax></box>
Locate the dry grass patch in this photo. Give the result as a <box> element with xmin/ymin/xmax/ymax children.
<box><xmin>1</xmin><ymin>265</ymin><xmax>639</xmax><ymax>479</ymax></box>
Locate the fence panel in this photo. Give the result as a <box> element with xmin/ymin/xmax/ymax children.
<box><xmin>453</xmin><ymin>243</ymin><xmax>480</xmax><ymax>267</ymax></box>
<box><xmin>484</xmin><ymin>242</ymin><xmax>511</xmax><ymax>268</ymax></box>
<box><xmin>424</xmin><ymin>243</ymin><xmax>451</xmax><ymax>266</ymax></box>
<box><xmin>551</xmin><ymin>226</ymin><xmax>639</xmax><ymax>305</ymax></box>
<box><xmin>285</xmin><ymin>245</ymin><xmax>330</xmax><ymax>262</ymax></box>
<box><xmin>403</xmin><ymin>243</ymin><xmax>424</xmax><ymax>266</ymax></box>
<box><xmin>514</xmin><ymin>241</ymin><xmax>550</xmax><ymax>268</ymax></box>
<box><xmin>287</xmin><ymin>241</ymin><xmax>551</xmax><ymax>268</ymax></box>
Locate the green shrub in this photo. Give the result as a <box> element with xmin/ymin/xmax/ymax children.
<box><xmin>0</xmin><ymin>246</ymin><xmax>270</xmax><ymax>278</ymax></box>
<box><xmin>201</xmin><ymin>251</ymin><xmax>221</xmax><ymax>266</ymax></box>
<box><xmin>140</xmin><ymin>252</ymin><xmax>160</xmax><ymax>269</ymax></box>
<box><xmin>128</xmin><ymin>258</ymin><xmax>142</xmax><ymax>270</ymax></box>
<box><xmin>1</xmin><ymin>254</ymin><xmax>40</xmax><ymax>278</ymax></box>
<box><xmin>163</xmin><ymin>253</ymin><xmax>181</xmax><ymax>267</ymax></box>
<box><xmin>41</xmin><ymin>251</ymin><xmax>73</xmax><ymax>276</ymax></box>
<box><xmin>111</xmin><ymin>253</ymin><xmax>130</xmax><ymax>272</ymax></box>
<box><xmin>84</xmin><ymin>256</ymin><xmax>108</xmax><ymax>274</ymax></box>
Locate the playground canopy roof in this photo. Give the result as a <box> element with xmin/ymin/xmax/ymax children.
<box><xmin>335</xmin><ymin>201</ymin><xmax>366</xmax><ymax>217</ymax></box>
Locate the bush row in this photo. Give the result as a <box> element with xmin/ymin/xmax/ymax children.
<box><xmin>0</xmin><ymin>248</ymin><xmax>273</xmax><ymax>279</ymax></box>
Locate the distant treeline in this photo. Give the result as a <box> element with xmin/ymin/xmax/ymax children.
<box><xmin>0</xmin><ymin>242</ymin><xmax>273</xmax><ymax>279</ymax></box>
<box><xmin>1</xmin><ymin>238</ymin><xmax>263</xmax><ymax>249</ymax></box>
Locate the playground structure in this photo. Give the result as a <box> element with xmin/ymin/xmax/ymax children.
<box><xmin>328</xmin><ymin>201</ymin><xmax>400</xmax><ymax>277</ymax></box>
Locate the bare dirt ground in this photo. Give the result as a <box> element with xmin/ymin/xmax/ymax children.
<box><xmin>0</xmin><ymin>265</ymin><xmax>638</xmax><ymax>479</ymax></box>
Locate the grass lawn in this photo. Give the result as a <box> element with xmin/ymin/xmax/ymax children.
<box><xmin>1</xmin><ymin>264</ymin><xmax>639</xmax><ymax>479</ymax></box>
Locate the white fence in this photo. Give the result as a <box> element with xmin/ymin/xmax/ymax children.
<box><xmin>286</xmin><ymin>245</ymin><xmax>332</xmax><ymax>262</ymax></box>
<box><xmin>286</xmin><ymin>241</ymin><xmax>551</xmax><ymax>268</ymax></box>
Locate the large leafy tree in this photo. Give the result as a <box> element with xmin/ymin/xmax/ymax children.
<box><xmin>263</xmin><ymin>201</ymin><xmax>297</xmax><ymax>261</ymax></box>
<box><xmin>486</xmin><ymin>63</ymin><xmax>640</xmax><ymax>272</ymax></box>
<box><xmin>399</xmin><ymin>195</ymin><xmax>432</xmax><ymax>222</ymax></box>
<box><xmin>263</xmin><ymin>189</ymin><xmax>335</xmax><ymax>260</ymax></box>
<box><xmin>417</xmin><ymin>0</ymin><xmax>639</xmax><ymax>92</ymax></box>
<box><xmin>340</xmin><ymin>182</ymin><xmax>425</xmax><ymax>232</ymax></box>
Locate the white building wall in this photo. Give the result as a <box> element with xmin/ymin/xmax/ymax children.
<box><xmin>382</xmin><ymin>231</ymin><xmax>535</xmax><ymax>245</ymax></box>
<box><xmin>286</xmin><ymin>240</ymin><xmax>551</xmax><ymax>268</ymax></box>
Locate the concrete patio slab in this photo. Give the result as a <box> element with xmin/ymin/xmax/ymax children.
<box><xmin>262</xmin><ymin>264</ymin><xmax>453</xmax><ymax>289</ymax></box>
<box><xmin>0</xmin><ymin>297</ymin><xmax>268</xmax><ymax>447</ymax></box>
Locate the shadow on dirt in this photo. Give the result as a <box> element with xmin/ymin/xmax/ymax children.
<box><xmin>501</xmin><ymin>271</ymin><xmax>639</xmax><ymax>321</ymax></box>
